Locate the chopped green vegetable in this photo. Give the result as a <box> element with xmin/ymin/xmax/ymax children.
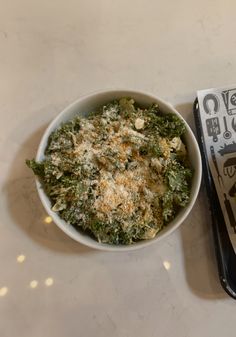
<box><xmin>26</xmin><ymin>98</ymin><xmax>193</xmax><ymax>245</ymax></box>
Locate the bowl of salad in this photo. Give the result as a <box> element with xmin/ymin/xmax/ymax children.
<box><xmin>27</xmin><ymin>89</ymin><xmax>202</xmax><ymax>251</ymax></box>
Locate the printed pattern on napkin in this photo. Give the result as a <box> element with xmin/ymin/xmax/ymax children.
<box><xmin>197</xmin><ymin>85</ymin><xmax>236</xmax><ymax>249</ymax></box>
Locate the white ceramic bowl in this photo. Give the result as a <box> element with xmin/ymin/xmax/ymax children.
<box><xmin>36</xmin><ymin>89</ymin><xmax>202</xmax><ymax>251</ymax></box>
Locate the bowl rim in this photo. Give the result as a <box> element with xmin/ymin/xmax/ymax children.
<box><xmin>35</xmin><ymin>89</ymin><xmax>202</xmax><ymax>251</ymax></box>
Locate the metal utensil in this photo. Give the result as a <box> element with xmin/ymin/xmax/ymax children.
<box><xmin>223</xmin><ymin>116</ymin><xmax>232</xmax><ymax>139</ymax></box>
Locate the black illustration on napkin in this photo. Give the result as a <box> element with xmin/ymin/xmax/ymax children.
<box><xmin>203</xmin><ymin>93</ymin><xmax>220</xmax><ymax>115</ymax></box>
<box><xmin>218</xmin><ymin>142</ymin><xmax>236</xmax><ymax>156</ymax></box>
<box><xmin>223</xmin><ymin>157</ymin><xmax>236</xmax><ymax>178</ymax></box>
<box><xmin>223</xmin><ymin>193</ymin><xmax>236</xmax><ymax>233</ymax></box>
<box><xmin>223</xmin><ymin>116</ymin><xmax>232</xmax><ymax>139</ymax></box>
<box><xmin>210</xmin><ymin>145</ymin><xmax>224</xmax><ymax>187</ymax></box>
<box><xmin>229</xmin><ymin>182</ymin><xmax>236</xmax><ymax>198</ymax></box>
<box><xmin>222</xmin><ymin>89</ymin><xmax>236</xmax><ymax>115</ymax></box>
<box><xmin>206</xmin><ymin>117</ymin><xmax>221</xmax><ymax>142</ymax></box>
<box><xmin>232</xmin><ymin>118</ymin><xmax>236</xmax><ymax>132</ymax></box>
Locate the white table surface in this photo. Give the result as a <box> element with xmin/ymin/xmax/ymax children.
<box><xmin>1</xmin><ymin>1</ymin><xmax>236</xmax><ymax>336</ymax></box>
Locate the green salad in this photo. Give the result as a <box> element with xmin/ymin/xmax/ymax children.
<box><xmin>27</xmin><ymin>98</ymin><xmax>193</xmax><ymax>245</ymax></box>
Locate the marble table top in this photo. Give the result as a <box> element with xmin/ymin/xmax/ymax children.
<box><xmin>1</xmin><ymin>1</ymin><xmax>236</xmax><ymax>336</ymax></box>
